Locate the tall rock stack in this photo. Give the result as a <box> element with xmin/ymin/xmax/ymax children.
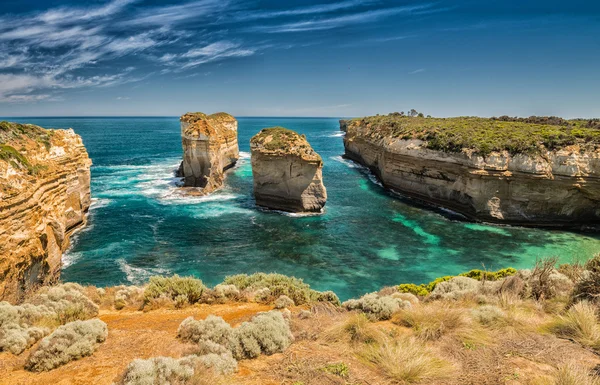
<box><xmin>0</xmin><ymin>122</ymin><xmax>92</xmax><ymax>301</ymax></box>
<box><xmin>250</xmin><ymin>127</ymin><xmax>327</xmax><ymax>213</ymax></box>
<box><xmin>179</xmin><ymin>112</ymin><xmax>239</xmax><ymax>193</ymax></box>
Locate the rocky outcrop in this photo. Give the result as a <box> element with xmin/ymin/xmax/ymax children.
<box><xmin>342</xmin><ymin>118</ymin><xmax>600</xmax><ymax>227</ymax></box>
<box><xmin>0</xmin><ymin>122</ymin><xmax>91</xmax><ymax>301</ymax></box>
<box><xmin>251</xmin><ymin>127</ymin><xmax>327</xmax><ymax>212</ymax></box>
<box><xmin>179</xmin><ymin>112</ymin><xmax>239</xmax><ymax>193</ymax></box>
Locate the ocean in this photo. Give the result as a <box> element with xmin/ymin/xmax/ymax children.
<box><xmin>8</xmin><ymin>117</ymin><xmax>600</xmax><ymax>300</ymax></box>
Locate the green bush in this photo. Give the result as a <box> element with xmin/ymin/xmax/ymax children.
<box><xmin>223</xmin><ymin>273</ymin><xmax>335</xmax><ymax>306</ymax></box>
<box><xmin>397</xmin><ymin>268</ymin><xmax>517</xmax><ymax>297</ymax></box>
<box><xmin>143</xmin><ymin>275</ymin><xmax>205</xmax><ymax>306</ymax></box>
<box><xmin>347</xmin><ymin>115</ymin><xmax>600</xmax><ymax>156</ymax></box>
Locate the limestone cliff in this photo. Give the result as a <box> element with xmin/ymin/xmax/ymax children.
<box><xmin>179</xmin><ymin>112</ymin><xmax>239</xmax><ymax>193</ymax></box>
<box><xmin>251</xmin><ymin>127</ymin><xmax>327</xmax><ymax>212</ymax></box>
<box><xmin>342</xmin><ymin>116</ymin><xmax>600</xmax><ymax>227</ymax></box>
<box><xmin>0</xmin><ymin>122</ymin><xmax>91</xmax><ymax>301</ymax></box>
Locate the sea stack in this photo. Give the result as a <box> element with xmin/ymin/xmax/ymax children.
<box><xmin>342</xmin><ymin>115</ymin><xmax>600</xmax><ymax>227</ymax></box>
<box><xmin>250</xmin><ymin>127</ymin><xmax>327</xmax><ymax>212</ymax></box>
<box><xmin>0</xmin><ymin>121</ymin><xmax>91</xmax><ymax>301</ymax></box>
<box><xmin>179</xmin><ymin>112</ymin><xmax>239</xmax><ymax>193</ymax></box>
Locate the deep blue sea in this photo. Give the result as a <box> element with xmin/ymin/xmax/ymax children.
<box><xmin>7</xmin><ymin>117</ymin><xmax>600</xmax><ymax>300</ymax></box>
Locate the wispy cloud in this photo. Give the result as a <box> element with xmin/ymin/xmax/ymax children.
<box><xmin>160</xmin><ymin>41</ymin><xmax>255</xmax><ymax>70</ymax></box>
<box><xmin>409</xmin><ymin>68</ymin><xmax>425</xmax><ymax>74</ymax></box>
<box><xmin>247</xmin><ymin>4</ymin><xmax>438</xmax><ymax>33</ymax></box>
<box><xmin>231</xmin><ymin>0</ymin><xmax>376</xmax><ymax>21</ymax></box>
<box><xmin>126</xmin><ymin>0</ymin><xmax>231</xmax><ymax>26</ymax></box>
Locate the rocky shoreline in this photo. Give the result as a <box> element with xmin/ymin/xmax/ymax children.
<box><xmin>341</xmin><ymin>116</ymin><xmax>600</xmax><ymax>227</ymax></box>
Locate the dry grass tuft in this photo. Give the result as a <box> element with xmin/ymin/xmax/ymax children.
<box><xmin>548</xmin><ymin>301</ymin><xmax>600</xmax><ymax>350</ymax></box>
<box><xmin>392</xmin><ymin>305</ymin><xmax>467</xmax><ymax>341</ymax></box>
<box><xmin>553</xmin><ymin>362</ymin><xmax>600</xmax><ymax>385</ymax></box>
<box><xmin>358</xmin><ymin>335</ymin><xmax>453</xmax><ymax>383</ymax></box>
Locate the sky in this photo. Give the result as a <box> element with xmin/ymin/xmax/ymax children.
<box><xmin>0</xmin><ymin>0</ymin><xmax>598</xmax><ymax>117</ymax></box>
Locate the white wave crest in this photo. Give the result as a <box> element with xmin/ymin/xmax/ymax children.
<box><xmin>117</xmin><ymin>259</ymin><xmax>169</xmax><ymax>284</ymax></box>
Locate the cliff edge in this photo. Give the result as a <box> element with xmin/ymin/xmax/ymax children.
<box><xmin>342</xmin><ymin>115</ymin><xmax>600</xmax><ymax>226</ymax></box>
<box><xmin>0</xmin><ymin>121</ymin><xmax>91</xmax><ymax>301</ymax></box>
<box><xmin>251</xmin><ymin>127</ymin><xmax>327</xmax><ymax>212</ymax></box>
<box><xmin>179</xmin><ymin>112</ymin><xmax>239</xmax><ymax>193</ymax></box>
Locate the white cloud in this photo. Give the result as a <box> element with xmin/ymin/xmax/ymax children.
<box><xmin>247</xmin><ymin>4</ymin><xmax>437</xmax><ymax>33</ymax></box>
<box><xmin>160</xmin><ymin>41</ymin><xmax>255</xmax><ymax>70</ymax></box>
<box><xmin>409</xmin><ymin>68</ymin><xmax>425</xmax><ymax>74</ymax></box>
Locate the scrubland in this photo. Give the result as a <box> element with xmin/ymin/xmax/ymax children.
<box><xmin>0</xmin><ymin>257</ymin><xmax>599</xmax><ymax>385</ymax></box>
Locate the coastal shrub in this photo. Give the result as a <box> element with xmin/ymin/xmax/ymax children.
<box><xmin>231</xmin><ymin>311</ymin><xmax>294</xmax><ymax>359</ymax></box>
<box><xmin>391</xmin><ymin>292</ymin><xmax>419</xmax><ymax>305</ymax></box>
<box><xmin>349</xmin><ymin>115</ymin><xmax>600</xmax><ymax>156</ymax></box>
<box><xmin>572</xmin><ymin>254</ymin><xmax>600</xmax><ymax>305</ymax></box>
<box><xmin>397</xmin><ymin>268</ymin><xmax>517</xmax><ymax>297</ymax></box>
<box><xmin>177</xmin><ymin>310</ymin><xmax>293</xmax><ymax>360</ymax></box>
<box><xmin>0</xmin><ymin>284</ymin><xmax>99</xmax><ymax>356</ymax></box>
<box><xmin>393</xmin><ymin>305</ymin><xmax>466</xmax><ymax>341</ymax></box>
<box><xmin>143</xmin><ymin>275</ymin><xmax>205</xmax><ymax>307</ymax></box>
<box><xmin>471</xmin><ymin>305</ymin><xmax>507</xmax><ymax>327</ymax></box>
<box><xmin>274</xmin><ymin>295</ymin><xmax>294</xmax><ymax>309</ymax></box>
<box><xmin>0</xmin><ymin>315</ymin><xmax>50</xmax><ymax>355</ymax></box>
<box><xmin>29</xmin><ymin>283</ymin><xmax>99</xmax><ymax>323</ymax></box>
<box><xmin>553</xmin><ymin>362</ymin><xmax>600</xmax><ymax>385</ymax></box>
<box><xmin>195</xmin><ymin>352</ymin><xmax>237</xmax><ymax>375</ymax></box>
<box><xmin>358</xmin><ymin>335</ymin><xmax>451</xmax><ymax>383</ymax></box>
<box><xmin>398</xmin><ymin>284</ymin><xmax>429</xmax><ymax>297</ymax></box>
<box><xmin>114</xmin><ymin>286</ymin><xmax>144</xmax><ymax>310</ymax></box>
<box><xmin>118</xmin><ymin>353</ymin><xmax>237</xmax><ymax>385</ymax></box>
<box><xmin>343</xmin><ymin>293</ymin><xmax>410</xmax><ymax>321</ymax></box>
<box><xmin>548</xmin><ymin>301</ymin><xmax>600</xmax><ymax>349</ymax></box>
<box><xmin>119</xmin><ymin>356</ymin><xmax>195</xmax><ymax>384</ymax></box>
<box><xmin>177</xmin><ymin>315</ymin><xmax>234</xmax><ymax>352</ymax></box>
<box><xmin>315</xmin><ymin>291</ymin><xmax>341</xmax><ymax>307</ymax></box>
<box><xmin>25</xmin><ymin>319</ymin><xmax>108</xmax><ymax>372</ymax></box>
<box><xmin>223</xmin><ymin>273</ymin><xmax>317</xmax><ymax>305</ymax></box>
<box><xmin>430</xmin><ymin>276</ymin><xmax>481</xmax><ymax>300</ymax></box>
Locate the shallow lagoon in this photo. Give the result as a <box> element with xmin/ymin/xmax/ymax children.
<box><xmin>10</xmin><ymin>117</ymin><xmax>600</xmax><ymax>300</ymax></box>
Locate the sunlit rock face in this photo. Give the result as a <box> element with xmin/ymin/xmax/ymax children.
<box><xmin>0</xmin><ymin>122</ymin><xmax>91</xmax><ymax>301</ymax></box>
<box><xmin>251</xmin><ymin>127</ymin><xmax>327</xmax><ymax>213</ymax></box>
<box><xmin>179</xmin><ymin>112</ymin><xmax>239</xmax><ymax>193</ymax></box>
<box><xmin>341</xmin><ymin>119</ymin><xmax>600</xmax><ymax>227</ymax></box>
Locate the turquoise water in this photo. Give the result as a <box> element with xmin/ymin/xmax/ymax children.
<box><xmin>8</xmin><ymin>117</ymin><xmax>600</xmax><ymax>300</ymax></box>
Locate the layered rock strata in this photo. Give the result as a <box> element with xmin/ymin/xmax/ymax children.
<box><xmin>251</xmin><ymin>127</ymin><xmax>327</xmax><ymax>212</ymax></box>
<box><xmin>0</xmin><ymin>122</ymin><xmax>91</xmax><ymax>301</ymax></box>
<box><xmin>341</xmin><ymin>118</ymin><xmax>600</xmax><ymax>226</ymax></box>
<box><xmin>179</xmin><ymin>112</ymin><xmax>239</xmax><ymax>193</ymax></box>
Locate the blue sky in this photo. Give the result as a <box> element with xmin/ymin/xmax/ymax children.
<box><xmin>0</xmin><ymin>0</ymin><xmax>598</xmax><ymax>117</ymax></box>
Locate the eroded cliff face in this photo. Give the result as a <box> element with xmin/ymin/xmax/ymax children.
<box><xmin>342</xmin><ymin>119</ymin><xmax>600</xmax><ymax>226</ymax></box>
<box><xmin>179</xmin><ymin>112</ymin><xmax>239</xmax><ymax>193</ymax></box>
<box><xmin>0</xmin><ymin>122</ymin><xmax>91</xmax><ymax>301</ymax></box>
<box><xmin>251</xmin><ymin>127</ymin><xmax>327</xmax><ymax>212</ymax></box>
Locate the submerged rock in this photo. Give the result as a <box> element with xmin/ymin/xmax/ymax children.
<box><xmin>179</xmin><ymin>112</ymin><xmax>239</xmax><ymax>192</ymax></box>
<box><xmin>250</xmin><ymin>127</ymin><xmax>327</xmax><ymax>212</ymax></box>
<box><xmin>0</xmin><ymin>122</ymin><xmax>91</xmax><ymax>302</ymax></box>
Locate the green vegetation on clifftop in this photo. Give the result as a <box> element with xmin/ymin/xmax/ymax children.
<box><xmin>349</xmin><ymin>115</ymin><xmax>600</xmax><ymax>156</ymax></box>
